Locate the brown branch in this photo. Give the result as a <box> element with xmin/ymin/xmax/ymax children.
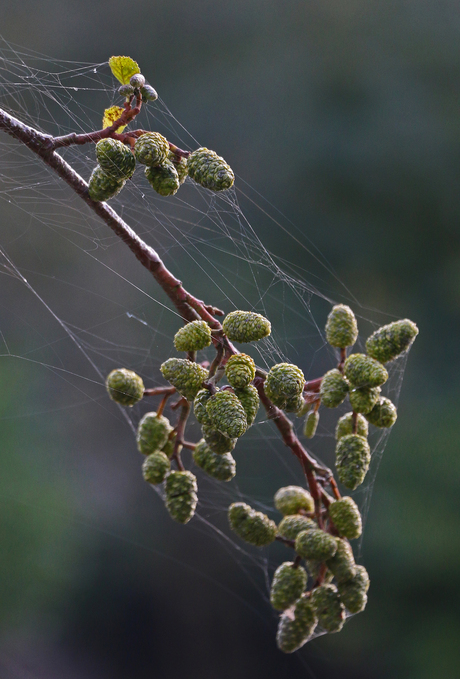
<box><xmin>144</xmin><ymin>386</ymin><xmax>176</xmax><ymax>397</ymax></box>
<box><xmin>172</xmin><ymin>400</ymin><xmax>191</xmax><ymax>471</ymax></box>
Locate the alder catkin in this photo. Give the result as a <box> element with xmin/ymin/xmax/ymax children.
<box><xmin>160</xmin><ymin>358</ymin><xmax>208</xmax><ymax>401</ymax></box>
<box><xmin>96</xmin><ymin>138</ymin><xmax>136</xmax><ymax>180</ymax></box>
<box><xmin>304</xmin><ymin>409</ymin><xmax>319</xmax><ymax>438</ymax></box>
<box><xmin>349</xmin><ymin>386</ymin><xmax>381</xmax><ymax>414</ymax></box>
<box><xmin>335</xmin><ymin>412</ymin><xmax>368</xmax><ymax>440</ymax></box>
<box><xmin>295</xmin><ymin>528</ymin><xmax>338</xmax><ymax>562</ymax></box>
<box><xmin>173</xmin><ymin>320</ymin><xmax>212</xmax><ymax>352</ymax></box>
<box><xmin>325</xmin><ymin>304</ymin><xmax>358</xmax><ymax>348</ymax></box>
<box><xmin>320</xmin><ymin>369</ymin><xmax>349</xmax><ymax>408</ymax></box>
<box><xmin>274</xmin><ymin>486</ymin><xmax>315</xmax><ymax>515</ymax></box>
<box><xmin>145</xmin><ymin>161</ymin><xmax>180</xmax><ymax>196</ymax></box>
<box><xmin>88</xmin><ymin>165</ymin><xmax>125</xmax><ymax>202</ymax></box>
<box><xmin>270</xmin><ymin>562</ymin><xmax>307</xmax><ymax>611</ymax></box>
<box><xmin>201</xmin><ymin>425</ymin><xmax>237</xmax><ymax>454</ymax></box>
<box><xmin>192</xmin><ymin>439</ymin><xmax>236</xmax><ymax>482</ymax></box>
<box><xmin>311</xmin><ymin>584</ymin><xmax>346</xmax><ymax>633</ymax></box>
<box><xmin>194</xmin><ymin>389</ymin><xmax>212</xmax><ymax>425</ymax></box>
<box><xmin>276</xmin><ymin>595</ymin><xmax>317</xmax><ymax>653</ymax></box>
<box><xmin>187</xmin><ymin>147</ymin><xmax>235</xmax><ymax>191</ymax></box>
<box><xmin>225</xmin><ymin>354</ymin><xmax>256</xmax><ymax>389</ymax></box>
<box><xmin>165</xmin><ymin>470</ymin><xmax>198</xmax><ymax>524</ymax></box>
<box><xmin>335</xmin><ymin>434</ymin><xmax>371</xmax><ymax>490</ymax></box>
<box><xmin>326</xmin><ymin>538</ymin><xmax>356</xmax><ymax>583</ymax></box>
<box><xmin>106</xmin><ymin>368</ymin><xmax>144</xmax><ymax>406</ymax></box>
<box><xmin>278</xmin><ymin>515</ymin><xmax>317</xmax><ymax>541</ymax></box>
<box><xmin>136</xmin><ymin>412</ymin><xmax>173</xmax><ymax>455</ymax></box>
<box><xmin>264</xmin><ymin>363</ymin><xmax>305</xmax><ymax>408</ymax></box>
<box><xmin>235</xmin><ymin>384</ymin><xmax>259</xmax><ymax>426</ymax></box>
<box><xmin>337</xmin><ymin>564</ymin><xmax>370</xmax><ymax>614</ymax></box>
<box><xmin>366</xmin><ymin>319</ymin><xmax>418</xmax><ymax>364</ymax></box>
<box><xmin>222</xmin><ymin>310</ymin><xmax>271</xmax><ymax>343</ymax></box>
<box><xmin>328</xmin><ymin>497</ymin><xmax>362</xmax><ymax>540</ymax></box>
<box><xmin>206</xmin><ymin>391</ymin><xmax>248</xmax><ymax>438</ymax></box>
<box><xmin>343</xmin><ymin>353</ymin><xmax>388</xmax><ymax>388</ymax></box>
<box><xmin>365</xmin><ymin>396</ymin><xmax>398</xmax><ymax>428</ymax></box>
<box><xmin>228</xmin><ymin>502</ymin><xmax>277</xmax><ymax>547</ymax></box>
<box><xmin>142</xmin><ymin>451</ymin><xmax>170</xmax><ymax>484</ymax></box>
<box><xmin>134</xmin><ymin>132</ymin><xmax>169</xmax><ymax>166</ymax></box>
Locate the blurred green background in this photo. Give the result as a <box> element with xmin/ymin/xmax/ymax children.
<box><xmin>0</xmin><ymin>1</ymin><xmax>459</xmax><ymax>677</ymax></box>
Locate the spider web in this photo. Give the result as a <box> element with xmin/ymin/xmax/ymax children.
<box><xmin>0</xmin><ymin>36</ymin><xmax>411</xmax><ymax>660</ymax></box>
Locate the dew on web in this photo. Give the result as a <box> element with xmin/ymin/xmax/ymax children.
<box><xmin>0</xmin><ymin>35</ymin><xmax>413</xmax><ymax>653</ymax></box>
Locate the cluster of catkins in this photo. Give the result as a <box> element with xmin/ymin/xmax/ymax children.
<box><xmin>87</xmin><ymin>73</ymin><xmax>234</xmax><ymax>202</ymax></box>
<box><xmin>105</xmin><ymin>304</ymin><xmax>417</xmax><ymax>652</ymax></box>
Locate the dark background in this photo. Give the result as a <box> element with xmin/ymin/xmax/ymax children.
<box><xmin>0</xmin><ymin>1</ymin><xmax>459</xmax><ymax>678</ymax></box>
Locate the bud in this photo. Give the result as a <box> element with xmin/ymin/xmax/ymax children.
<box><xmin>192</xmin><ymin>439</ymin><xmax>236</xmax><ymax>482</ymax></box>
<box><xmin>222</xmin><ymin>310</ymin><xmax>271</xmax><ymax>343</ymax></box>
<box><xmin>168</xmin><ymin>152</ymin><xmax>188</xmax><ymax>184</ymax></box>
<box><xmin>88</xmin><ymin>165</ymin><xmax>125</xmax><ymax>202</ymax></box>
<box><xmin>165</xmin><ymin>470</ymin><xmax>198</xmax><ymax>524</ymax></box>
<box><xmin>276</xmin><ymin>595</ymin><xmax>317</xmax><ymax>653</ymax></box>
<box><xmin>140</xmin><ymin>84</ymin><xmax>158</xmax><ymax>102</ymax></box>
<box><xmin>325</xmin><ymin>304</ymin><xmax>358</xmax><ymax>348</ymax></box>
<box><xmin>106</xmin><ymin>368</ymin><xmax>144</xmax><ymax>406</ymax></box>
<box><xmin>228</xmin><ymin>502</ymin><xmax>277</xmax><ymax>547</ymax></box>
<box><xmin>129</xmin><ymin>73</ymin><xmax>145</xmax><ymax>89</ymax></box>
<box><xmin>193</xmin><ymin>389</ymin><xmax>212</xmax><ymax>425</ymax></box>
<box><xmin>320</xmin><ymin>369</ymin><xmax>349</xmax><ymax>408</ymax></box>
<box><xmin>274</xmin><ymin>486</ymin><xmax>315</xmax><ymax>515</ymax></box>
<box><xmin>136</xmin><ymin>412</ymin><xmax>173</xmax><ymax>455</ymax></box>
<box><xmin>142</xmin><ymin>451</ymin><xmax>170</xmax><ymax>484</ymax></box>
<box><xmin>328</xmin><ymin>497</ymin><xmax>362</xmax><ymax>540</ymax></box>
<box><xmin>278</xmin><ymin>515</ymin><xmax>316</xmax><ymax>541</ymax></box>
<box><xmin>134</xmin><ymin>132</ymin><xmax>169</xmax><ymax>167</ymax></box>
<box><xmin>188</xmin><ymin>147</ymin><xmax>234</xmax><ymax>192</ymax></box>
<box><xmin>365</xmin><ymin>396</ymin><xmax>398</xmax><ymax>428</ymax></box>
<box><xmin>201</xmin><ymin>425</ymin><xmax>236</xmax><ymax>454</ymax></box>
<box><xmin>326</xmin><ymin>538</ymin><xmax>356</xmax><ymax>583</ymax></box>
<box><xmin>118</xmin><ymin>84</ymin><xmax>135</xmax><ymax>98</ymax></box>
<box><xmin>337</xmin><ymin>564</ymin><xmax>370</xmax><ymax>614</ymax></box>
<box><xmin>235</xmin><ymin>384</ymin><xmax>259</xmax><ymax>426</ymax></box>
<box><xmin>349</xmin><ymin>386</ymin><xmax>381</xmax><ymax>414</ymax></box>
<box><xmin>304</xmin><ymin>410</ymin><xmax>319</xmax><ymax>438</ymax></box>
<box><xmin>160</xmin><ymin>358</ymin><xmax>208</xmax><ymax>401</ymax></box>
<box><xmin>95</xmin><ymin>138</ymin><xmax>136</xmax><ymax>180</ymax></box>
<box><xmin>270</xmin><ymin>562</ymin><xmax>307</xmax><ymax>611</ymax></box>
<box><xmin>335</xmin><ymin>434</ymin><xmax>371</xmax><ymax>490</ymax></box>
<box><xmin>225</xmin><ymin>354</ymin><xmax>256</xmax><ymax>389</ymax></box>
<box><xmin>173</xmin><ymin>320</ymin><xmax>212</xmax><ymax>352</ymax></box>
<box><xmin>295</xmin><ymin>528</ymin><xmax>338</xmax><ymax>562</ymax></box>
<box><xmin>311</xmin><ymin>584</ymin><xmax>346</xmax><ymax>633</ymax></box>
<box><xmin>366</xmin><ymin>319</ymin><xmax>418</xmax><ymax>364</ymax></box>
<box><xmin>284</xmin><ymin>394</ymin><xmax>305</xmax><ymax>413</ymax></box>
<box><xmin>264</xmin><ymin>363</ymin><xmax>305</xmax><ymax>408</ymax></box>
<box><xmin>145</xmin><ymin>161</ymin><xmax>180</xmax><ymax>196</ymax></box>
<box><xmin>335</xmin><ymin>412</ymin><xmax>368</xmax><ymax>440</ymax></box>
<box><xmin>344</xmin><ymin>353</ymin><xmax>388</xmax><ymax>388</ymax></box>
<box><xmin>206</xmin><ymin>391</ymin><xmax>247</xmax><ymax>438</ymax></box>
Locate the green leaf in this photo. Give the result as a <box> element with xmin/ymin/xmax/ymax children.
<box><xmin>102</xmin><ymin>106</ymin><xmax>127</xmax><ymax>133</ymax></box>
<box><xmin>108</xmin><ymin>56</ymin><xmax>140</xmax><ymax>85</ymax></box>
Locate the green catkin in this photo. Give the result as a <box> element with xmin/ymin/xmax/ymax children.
<box><xmin>130</xmin><ymin>73</ymin><xmax>145</xmax><ymax>88</ymax></box>
<box><xmin>304</xmin><ymin>410</ymin><xmax>319</xmax><ymax>438</ymax></box>
<box><xmin>106</xmin><ymin>368</ymin><xmax>144</xmax><ymax>406</ymax></box>
<box><xmin>274</xmin><ymin>486</ymin><xmax>315</xmax><ymax>515</ymax></box>
<box><xmin>187</xmin><ymin>147</ymin><xmax>235</xmax><ymax>191</ymax></box>
<box><xmin>328</xmin><ymin>497</ymin><xmax>362</xmax><ymax>540</ymax></box>
<box><xmin>264</xmin><ymin>363</ymin><xmax>306</xmax><ymax>408</ymax></box>
<box><xmin>284</xmin><ymin>394</ymin><xmax>305</xmax><ymax>413</ymax></box>
<box><xmin>337</xmin><ymin>564</ymin><xmax>370</xmax><ymax>614</ymax></box>
<box><xmin>228</xmin><ymin>502</ymin><xmax>277</xmax><ymax>547</ymax></box>
<box><xmin>168</xmin><ymin>152</ymin><xmax>188</xmax><ymax>184</ymax></box>
<box><xmin>206</xmin><ymin>391</ymin><xmax>247</xmax><ymax>438</ymax></box>
<box><xmin>192</xmin><ymin>439</ymin><xmax>236</xmax><ymax>482</ymax></box>
<box><xmin>235</xmin><ymin>384</ymin><xmax>259</xmax><ymax>426</ymax></box>
<box><xmin>326</xmin><ymin>538</ymin><xmax>356</xmax><ymax>583</ymax></box>
<box><xmin>142</xmin><ymin>451</ymin><xmax>171</xmax><ymax>485</ymax></box>
<box><xmin>320</xmin><ymin>369</ymin><xmax>349</xmax><ymax>408</ymax></box>
<box><xmin>193</xmin><ymin>389</ymin><xmax>212</xmax><ymax>425</ymax></box>
<box><xmin>325</xmin><ymin>304</ymin><xmax>358</xmax><ymax>348</ymax></box>
<box><xmin>201</xmin><ymin>425</ymin><xmax>237</xmax><ymax>454</ymax></box>
<box><xmin>164</xmin><ymin>470</ymin><xmax>198</xmax><ymax>524</ymax></box>
<box><xmin>160</xmin><ymin>358</ymin><xmax>208</xmax><ymax>401</ymax></box>
<box><xmin>88</xmin><ymin>165</ymin><xmax>125</xmax><ymax>202</ymax></box>
<box><xmin>278</xmin><ymin>515</ymin><xmax>317</xmax><ymax>541</ymax></box>
<box><xmin>349</xmin><ymin>386</ymin><xmax>381</xmax><ymax>414</ymax></box>
<box><xmin>270</xmin><ymin>562</ymin><xmax>308</xmax><ymax>611</ymax></box>
<box><xmin>136</xmin><ymin>412</ymin><xmax>173</xmax><ymax>455</ymax></box>
<box><xmin>276</xmin><ymin>595</ymin><xmax>318</xmax><ymax>653</ymax></box>
<box><xmin>311</xmin><ymin>584</ymin><xmax>346</xmax><ymax>633</ymax></box>
<box><xmin>335</xmin><ymin>434</ymin><xmax>371</xmax><ymax>490</ymax></box>
<box><xmin>335</xmin><ymin>412</ymin><xmax>368</xmax><ymax>440</ymax></box>
<box><xmin>118</xmin><ymin>84</ymin><xmax>135</xmax><ymax>98</ymax></box>
<box><xmin>366</xmin><ymin>319</ymin><xmax>419</xmax><ymax>364</ymax></box>
<box><xmin>295</xmin><ymin>528</ymin><xmax>338</xmax><ymax>562</ymax></box>
<box><xmin>173</xmin><ymin>320</ymin><xmax>212</xmax><ymax>352</ymax></box>
<box><xmin>95</xmin><ymin>138</ymin><xmax>136</xmax><ymax>180</ymax></box>
<box><xmin>225</xmin><ymin>354</ymin><xmax>256</xmax><ymax>389</ymax></box>
<box><xmin>222</xmin><ymin>310</ymin><xmax>271</xmax><ymax>343</ymax></box>
<box><xmin>140</xmin><ymin>84</ymin><xmax>158</xmax><ymax>101</ymax></box>
<box><xmin>134</xmin><ymin>132</ymin><xmax>169</xmax><ymax>166</ymax></box>
<box><xmin>145</xmin><ymin>161</ymin><xmax>180</xmax><ymax>196</ymax></box>
<box><xmin>343</xmin><ymin>353</ymin><xmax>388</xmax><ymax>388</ymax></box>
<box><xmin>365</xmin><ymin>396</ymin><xmax>398</xmax><ymax>428</ymax></box>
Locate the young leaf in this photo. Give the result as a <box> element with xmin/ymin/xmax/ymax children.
<box><xmin>109</xmin><ymin>56</ymin><xmax>140</xmax><ymax>85</ymax></box>
<box><xmin>102</xmin><ymin>106</ymin><xmax>127</xmax><ymax>133</ymax></box>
